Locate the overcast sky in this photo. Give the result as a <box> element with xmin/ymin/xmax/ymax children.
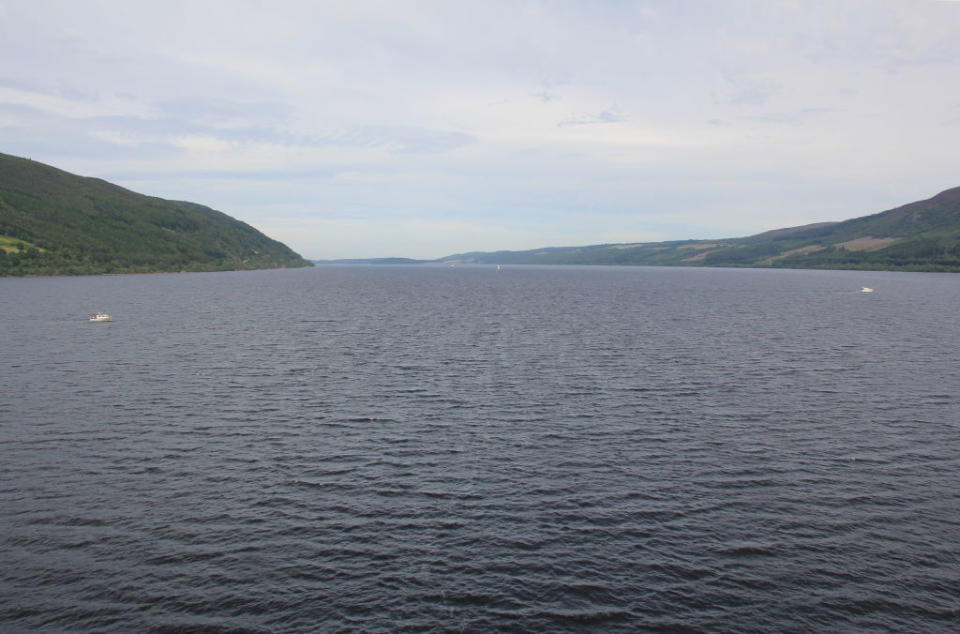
<box><xmin>2</xmin><ymin>1</ymin><xmax>960</xmax><ymax>259</ymax></box>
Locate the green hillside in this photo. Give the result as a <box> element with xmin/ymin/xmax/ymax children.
<box><xmin>0</xmin><ymin>152</ymin><xmax>311</xmax><ymax>276</ymax></box>
<box><xmin>442</xmin><ymin>186</ymin><xmax>960</xmax><ymax>272</ymax></box>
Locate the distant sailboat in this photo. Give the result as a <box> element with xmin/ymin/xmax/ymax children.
<box><xmin>497</xmin><ymin>264</ymin><xmax>502</xmax><ymax>272</ymax></box>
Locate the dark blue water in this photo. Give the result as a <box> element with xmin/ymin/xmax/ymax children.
<box><xmin>2</xmin><ymin>265</ymin><xmax>959</xmax><ymax>632</ymax></box>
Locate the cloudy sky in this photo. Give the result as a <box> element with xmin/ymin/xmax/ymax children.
<box><xmin>2</xmin><ymin>1</ymin><xmax>960</xmax><ymax>259</ymax></box>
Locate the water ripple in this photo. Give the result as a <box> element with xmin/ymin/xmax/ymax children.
<box><xmin>2</xmin><ymin>266</ymin><xmax>960</xmax><ymax>631</ymax></box>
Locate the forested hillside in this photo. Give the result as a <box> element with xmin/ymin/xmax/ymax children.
<box><xmin>443</xmin><ymin>186</ymin><xmax>960</xmax><ymax>272</ymax></box>
<box><xmin>0</xmin><ymin>152</ymin><xmax>311</xmax><ymax>276</ymax></box>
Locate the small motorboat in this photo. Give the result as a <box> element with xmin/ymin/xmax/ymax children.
<box><xmin>89</xmin><ymin>312</ymin><xmax>113</xmax><ymax>322</ymax></box>
<box><xmin>860</xmin><ymin>287</ymin><xmax>874</xmax><ymax>293</ymax></box>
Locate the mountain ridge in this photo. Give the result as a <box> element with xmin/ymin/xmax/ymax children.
<box><xmin>0</xmin><ymin>152</ymin><xmax>312</xmax><ymax>276</ymax></box>
<box><xmin>438</xmin><ymin>186</ymin><xmax>960</xmax><ymax>271</ymax></box>
<box><xmin>6</xmin><ymin>151</ymin><xmax>959</xmax><ymax>274</ymax></box>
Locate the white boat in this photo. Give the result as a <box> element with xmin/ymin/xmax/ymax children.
<box><xmin>860</xmin><ymin>287</ymin><xmax>874</xmax><ymax>293</ymax></box>
<box><xmin>89</xmin><ymin>312</ymin><xmax>113</xmax><ymax>322</ymax></box>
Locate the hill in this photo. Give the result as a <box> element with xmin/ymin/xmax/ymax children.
<box><xmin>442</xmin><ymin>186</ymin><xmax>960</xmax><ymax>272</ymax></box>
<box><xmin>0</xmin><ymin>152</ymin><xmax>311</xmax><ymax>276</ymax></box>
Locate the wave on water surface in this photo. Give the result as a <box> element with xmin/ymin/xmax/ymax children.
<box><xmin>1</xmin><ymin>265</ymin><xmax>959</xmax><ymax>631</ymax></box>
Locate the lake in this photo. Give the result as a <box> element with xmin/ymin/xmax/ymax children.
<box><xmin>1</xmin><ymin>264</ymin><xmax>958</xmax><ymax>632</ymax></box>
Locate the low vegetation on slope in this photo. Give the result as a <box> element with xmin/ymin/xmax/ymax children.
<box><xmin>443</xmin><ymin>187</ymin><xmax>960</xmax><ymax>272</ymax></box>
<box><xmin>0</xmin><ymin>152</ymin><xmax>312</xmax><ymax>276</ymax></box>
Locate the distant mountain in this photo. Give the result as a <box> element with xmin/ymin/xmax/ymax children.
<box><xmin>441</xmin><ymin>187</ymin><xmax>960</xmax><ymax>272</ymax></box>
<box><xmin>315</xmin><ymin>257</ymin><xmax>424</xmax><ymax>265</ymax></box>
<box><xmin>0</xmin><ymin>152</ymin><xmax>312</xmax><ymax>276</ymax></box>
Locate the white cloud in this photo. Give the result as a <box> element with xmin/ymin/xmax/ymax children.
<box><xmin>558</xmin><ymin>106</ymin><xmax>626</xmax><ymax>127</ymax></box>
<box><xmin>0</xmin><ymin>85</ymin><xmax>153</xmax><ymax>119</ymax></box>
<box><xmin>3</xmin><ymin>0</ymin><xmax>960</xmax><ymax>258</ymax></box>
<box><xmin>171</xmin><ymin>134</ymin><xmax>234</xmax><ymax>153</ymax></box>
